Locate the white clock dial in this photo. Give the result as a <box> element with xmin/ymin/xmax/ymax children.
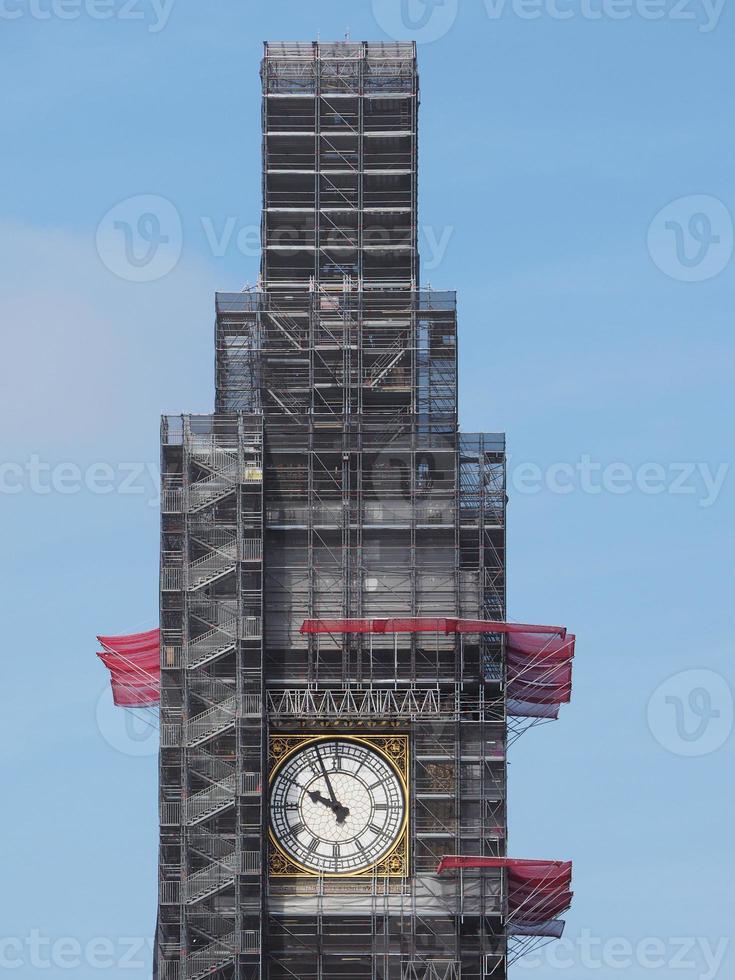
<box><xmin>270</xmin><ymin>738</ymin><xmax>406</xmax><ymax>874</ymax></box>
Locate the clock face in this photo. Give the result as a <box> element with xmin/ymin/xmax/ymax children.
<box><xmin>270</xmin><ymin>737</ymin><xmax>406</xmax><ymax>875</ymax></box>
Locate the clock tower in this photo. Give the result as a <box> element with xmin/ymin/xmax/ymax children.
<box><xmin>153</xmin><ymin>40</ymin><xmax>571</xmax><ymax>980</ymax></box>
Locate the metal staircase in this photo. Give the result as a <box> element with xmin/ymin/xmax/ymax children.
<box><xmin>184</xmin><ymin>622</ymin><xmax>238</xmax><ymax>670</ymax></box>
<box><xmin>183</xmin><ymin>931</ymin><xmax>238</xmax><ymax>980</ymax></box>
<box><xmin>185</xmin><ymin>697</ymin><xmax>238</xmax><ymax>747</ymax></box>
<box><xmin>183</xmin><ymin>776</ymin><xmax>237</xmax><ymax>825</ymax></box>
<box><xmin>187</xmin><ymin>474</ymin><xmax>236</xmax><ymax>512</ymax></box>
<box><xmin>186</xmin><ymin>547</ymin><xmax>237</xmax><ymax>590</ymax></box>
<box><xmin>366</xmin><ymin>333</ymin><xmax>409</xmax><ymax>388</ymax></box>
<box><xmin>157</xmin><ymin>415</ymin><xmax>265</xmax><ymax>980</ymax></box>
<box><xmin>183</xmin><ymin>855</ymin><xmax>239</xmax><ymax>903</ymax></box>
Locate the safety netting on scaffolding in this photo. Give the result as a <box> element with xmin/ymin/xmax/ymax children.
<box><xmin>437</xmin><ymin>856</ymin><xmax>573</xmax><ymax>963</ymax></box>
<box><xmin>96</xmin><ymin>617</ymin><xmax>576</xmax><ymax>742</ymax></box>
<box><xmin>97</xmin><ymin>628</ymin><xmax>161</xmax><ymax>709</ymax></box>
<box><xmin>300</xmin><ymin>617</ymin><xmax>575</xmax><ymax>740</ymax></box>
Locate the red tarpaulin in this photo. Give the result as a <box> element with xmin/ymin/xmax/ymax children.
<box><xmin>97</xmin><ymin>629</ymin><xmax>161</xmax><ymax>707</ymax></box>
<box><xmin>300</xmin><ymin>617</ymin><xmax>566</xmax><ymax>637</ymax></box>
<box><xmin>437</xmin><ymin>857</ymin><xmax>573</xmax><ymax>937</ymax></box>
<box><xmin>506</xmin><ymin>631</ymin><xmax>575</xmax><ymax>717</ymax></box>
<box><xmin>300</xmin><ymin>618</ymin><xmax>576</xmax><ymax>718</ymax></box>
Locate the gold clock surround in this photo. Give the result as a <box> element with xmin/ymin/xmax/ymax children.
<box><xmin>268</xmin><ymin>733</ymin><xmax>409</xmax><ymax>878</ymax></box>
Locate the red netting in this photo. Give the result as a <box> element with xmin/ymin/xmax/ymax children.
<box><xmin>436</xmin><ymin>857</ymin><xmax>573</xmax><ymax>936</ymax></box>
<box><xmin>300</xmin><ymin>617</ymin><xmax>566</xmax><ymax>636</ymax></box>
<box><xmin>300</xmin><ymin>618</ymin><xmax>576</xmax><ymax>717</ymax></box>
<box><xmin>506</xmin><ymin>632</ymin><xmax>575</xmax><ymax>714</ymax></box>
<box><xmin>97</xmin><ymin>629</ymin><xmax>160</xmax><ymax>707</ymax></box>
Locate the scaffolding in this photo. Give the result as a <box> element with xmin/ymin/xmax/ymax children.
<box><xmin>156</xmin><ymin>41</ymin><xmax>516</xmax><ymax>980</ymax></box>
<box><xmin>158</xmin><ymin>415</ymin><xmax>265</xmax><ymax>980</ymax></box>
<box><xmin>261</xmin><ymin>41</ymin><xmax>419</xmax><ymax>292</ymax></box>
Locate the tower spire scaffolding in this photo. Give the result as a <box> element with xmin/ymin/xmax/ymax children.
<box><xmin>92</xmin><ymin>40</ymin><xmax>578</xmax><ymax>980</ymax></box>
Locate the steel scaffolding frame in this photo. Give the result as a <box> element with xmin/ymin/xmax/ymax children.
<box><xmin>261</xmin><ymin>41</ymin><xmax>418</xmax><ymax>292</ymax></box>
<box><xmin>158</xmin><ymin>415</ymin><xmax>266</xmax><ymax>980</ymax></box>
<box><xmin>157</xmin><ymin>40</ymin><xmax>510</xmax><ymax>980</ymax></box>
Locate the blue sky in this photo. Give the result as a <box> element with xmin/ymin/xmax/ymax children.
<box><xmin>1</xmin><ymin>2</ymin><xmax>733</xmax><ymax>977</ymax></box>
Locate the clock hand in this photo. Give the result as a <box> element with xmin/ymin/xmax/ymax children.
<box><xmin>294</xmin><ymin>779</ymin><xmax>350</xmax><ymax>824</ymax></box>
<box><xmin>333</xmin><ymin>803</ymin><xmax>350</xmax><ymax>825</ymax></box>
<box><xmin>294</xmin><ymin>782</ymin><xmax>332</xmax><ymax>807</ymax></box>
<box><xmin>309</xmin><ymin>789</ymin><xmax>335</xmax><ymax>808</ymax></box>
<box><xmin>293</xmin><ymin>781</ymin><xmax>340</xmax><ymax>810</ymax></box>
<box><xmin>315</xmin><ymin>748</ymin><xmax>350</xmax><ymax>824</ymax></box>
<box><xmin>315</xmin><ymin>746</ymin><xmax>339</xmax><ymax>805</ymax></box>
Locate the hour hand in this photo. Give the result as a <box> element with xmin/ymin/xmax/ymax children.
<box><xmin>307</xmin><ymin>788</ymin><xmax>332</xmax><ymax>807</ymax></box>
<box><xmin>333</xmin><ymin>804</ymin><xmax>349</xmax><ymax>824</ymax></box>
<box><xmin>307</xmin><ymin>788</ymin><xmax>350</xmax><ymax>824</ymax></box>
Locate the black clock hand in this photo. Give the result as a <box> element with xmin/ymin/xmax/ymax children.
<box><xmin>309</xmin><ymin>789</ymin><xmax>335</xmax><ymax>808</ymax></box>
<box><xmin>294</xmin><ymin>778</ymin><xmax>350</xmax><ymax>824</ymax></box>
<box><xmin>315</xmin><ymin>748</ymin><xmax>351</xmax><ymax>823</ymax></box>
<box><xmin>315</xmin><ymin>746</ymin><xmax>339</xmax><ymax>805</ymax></box>
<box><xmin>311</xmin><ymin>790</ymin><xmax>350</xmax><ymax>823</ymax></box>
<box><xmin>293</xmin><ymin>781</ymin><xmax>332</xmax><ymax>807</ymax></box>
<box><xmin>333</xmin><ymin>803</ymin><xmax>350</xmax><ymax>824</ymax></box>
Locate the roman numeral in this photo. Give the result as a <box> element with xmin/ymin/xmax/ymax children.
<box><xmin>368</xmin><ymin>823</ymin><xmax>388</xmax><ymax>838</ymax></box>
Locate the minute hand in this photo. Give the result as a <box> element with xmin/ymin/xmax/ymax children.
<box><xmin>315</xmin><ymin>748</ymin><xmax>350</xmax><ymax>824</ymax></box>
<box><xmin>316</xmin><ymin>747</ymin><xmax>339</xmax><ymax>805</ymax></box>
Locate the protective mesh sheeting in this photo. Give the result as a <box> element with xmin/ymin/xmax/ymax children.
<box><xmin>300</xmin><ymin>618</ymin><xmax>576</xmax><ymax>717</ymax></box>
<box><xmin>97</xmin><ymin>629</ymin><xmax>160</xmax><ymax>707</ymax></box>
<box><xmin>506</xmin><ymin>632</ymin><xmax>575</xmax><ymax>715</ymax></box>
<box><xmin>300</xmin><ymin>617</ymin><xmax>566</xmax><ymax>636</ymax></box>
<box><xmin>507</xmin><ymin>699</ymin><xmax>561</xmax><ymax>719</ymax></box>
<box><xmin>436</xmin><ymin>856</ymin><xmax>572</xmax><ymax>936</ymax></box>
